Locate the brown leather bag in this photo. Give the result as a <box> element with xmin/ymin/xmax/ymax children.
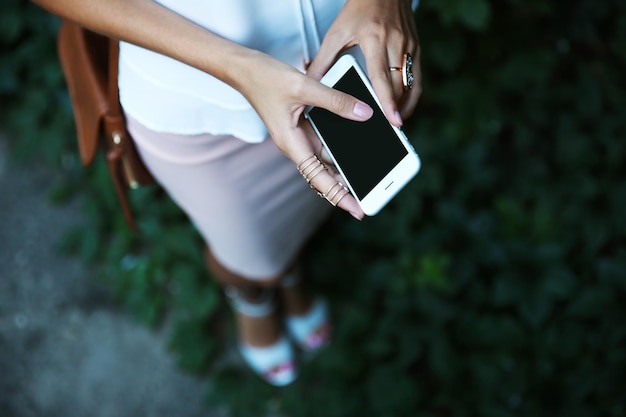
<box><xmin>57</xmin><ymin>20</ymin><xmax>154</xmax><ymax>232</ymax></box>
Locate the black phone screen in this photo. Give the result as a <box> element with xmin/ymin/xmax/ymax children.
<box><xmin>308</xmin><ymin>67</ymin><xmax>408</xmax><ymax>199</ymax></box>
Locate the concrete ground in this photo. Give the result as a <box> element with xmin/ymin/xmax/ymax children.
<box><xmin>0</xmin><ymin>133</ymin><xmax>225</xmax><ymax>417</ymax></box>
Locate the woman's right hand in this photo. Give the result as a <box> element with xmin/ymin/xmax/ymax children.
<box><xmin>230</xmin><ymin>51</ymin><xmax>372</xmax><ymax>220</ymax></box>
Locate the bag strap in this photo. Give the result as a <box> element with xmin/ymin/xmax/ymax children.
<box><xmin>103</xmin><ymin>38</ymin><xmax>140</xmax><ymax>232</ymax></box>
<box><xmin>107</xmin><ymin>39</ymin><xmax>120</xmax><ymax>114</ymax></box>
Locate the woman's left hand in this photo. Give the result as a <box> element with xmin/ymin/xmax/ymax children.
<box><xmin>306</xmin><ymin>0</ymin><xmax>421</xmax><ymax>127</ymax></box>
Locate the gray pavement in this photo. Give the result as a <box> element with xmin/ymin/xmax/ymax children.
<box><xmin>0</xmin><ymin>133</ymin><xmax>224</xmax><ymax>417</ymax></box>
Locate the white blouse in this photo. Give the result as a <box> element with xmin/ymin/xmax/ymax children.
<box><xmin>119</xmin><ymin>0</ymin><xmax>418</xmax><ymax>143</ymax></box>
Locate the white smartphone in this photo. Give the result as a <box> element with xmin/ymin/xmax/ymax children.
<box><xmin>305</xmin><ymin>53</ymin><xmax>421</xmax><ymax>216</ymax></box>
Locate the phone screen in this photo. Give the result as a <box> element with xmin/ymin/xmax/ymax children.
<box><xmin>308</xmin><ymin>67</ymin><xmax>408</xmax><ymax>199</ymax></box>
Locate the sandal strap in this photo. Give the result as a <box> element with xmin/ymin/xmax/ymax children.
<box><xmin>286</xmin><ymin>298</ymin><xmax>331</xmax><ymax>351</ymax></box>
<box><xmin>224</xmin><ymin>286</ymin><xmax>275</xmax><ymax>318</ymax></box>
<box><xmin>239</xmin><ymin>336</ymin><xmax>297</xmax><ymax>386</ymax></box>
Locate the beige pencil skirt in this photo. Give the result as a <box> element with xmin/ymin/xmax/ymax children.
<box><xmin>126</xmin><ymin>115</ymin><xmax>332</xmax><ymax>281</ymax></box>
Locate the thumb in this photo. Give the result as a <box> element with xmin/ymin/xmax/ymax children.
<box><xmin>308</xmin><ymin>81</ymin><xmax>373</xmax><ymax>122</ymax></box>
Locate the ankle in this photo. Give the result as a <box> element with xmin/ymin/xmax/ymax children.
<box><xmin>224</xmin><ymin>285</ymin><xmax>282</xmax><ymax>348</ymax></box>
<box><xmin>281</xmin><ymin>286</ymin><xmax>313</xmax><ymax>316</ymax></box>
<box><xmin>238</xmin><ymin>311</ymin><xmax>281</xmax><ymax>347</ymax></box>
<box><xmin>280</xmin><ymin>270</ymin><xmax>314</xmax><ymax>316</ymax></box>
<box><xmin>225</xmin><ymin>285</ymin><xmax>274</xmax><ymax>317</ymax></box>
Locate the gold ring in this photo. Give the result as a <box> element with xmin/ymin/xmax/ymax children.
<box><xmin>322</xmin><ymin>182</ymin><xmax>350</xmax><ymax>206</ymax></box>
<box><xmin>389</xmin><ymin>53</ymin><xmax>414</xmax><ymax>90</ymax></box>
<box><xmin>297</xmin><ymin>154</ymin><xmax>327</xmax><ymax>193</ymax></box>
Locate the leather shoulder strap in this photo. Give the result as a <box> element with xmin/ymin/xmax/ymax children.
<box><xmin>108</xmin><ymin>38</ymin><xmax>121</xmax><ymax>117</ymax></box>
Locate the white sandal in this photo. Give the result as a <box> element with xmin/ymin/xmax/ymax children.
<box><xmin>225</xmin><ymin>287</ymin><xmax>297</xmax><ymax>386</ymax></box>
<box><xmin>281</xmin><ymin>271</ymin><xmax>332</xmax><ymax>352</ymax></box>
<box><xmin>285</xmin><ymin>298</ymin><xmax>331</xmax><ymax>351</ymax></box>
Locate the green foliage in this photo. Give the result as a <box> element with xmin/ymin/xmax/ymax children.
<box><xmin>0</xmin><ymin>1</ymin><xmax>72</xmax><ymax>164</ymax></box>
<box><xmin>2</xmin><ymin>0</ymin><xmax>625</xmax><ymax>416</ymax></box>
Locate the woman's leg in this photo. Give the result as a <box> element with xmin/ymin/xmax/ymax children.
<box><xmin>204</xmin><ymin>246</ymin><xmax>283</xmax><ymax>347</ymax></box>
<box><xmin>205</xmin><ymin>246</ymin><xmax>327</xmax><ymax>349</ymax></box>
<box><xmin>127</xmin><ymin>116</ymin><xmax>331</xmax><ymax>382</ymax></box>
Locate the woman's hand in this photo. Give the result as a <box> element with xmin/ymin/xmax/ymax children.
<box><xmin>231</xmin><ymin>0</ymin><xmax>424</xmax><ymax>219</ymax></box>
<box><xmin>307</xmin><ymin>0</ymin><xmax>422</xmax><ymax>127</ymax></box>
<box><xmin>231</xmin><ymin>51</ymin><xmax>372</xmax><ymax>220</ymax></box>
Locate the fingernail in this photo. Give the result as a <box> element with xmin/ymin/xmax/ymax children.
<box><xmin>353</xmin><ymin>102</ymin><xmax>373</xmax><ymax>119</ymax></box>
<box><xmin>350</xmin><ymin>211</ymin><xmax>363</xmax><ymax>221</ymax></box>
<box><xmin>394</xmin><ymin>111</ymin><xmax>403</xmax><ymax>126</ymax></box>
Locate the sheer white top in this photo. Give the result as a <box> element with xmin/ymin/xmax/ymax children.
<box><xmin>119</xmin><ymin>0</ymin><xmax>418</xmax><ymax>143</ymax></box>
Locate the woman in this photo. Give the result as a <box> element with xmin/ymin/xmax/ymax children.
<box><xmin>34</xmin><ymin>0</ymin><xmax>422</xmax><ymax>385</ymax></box>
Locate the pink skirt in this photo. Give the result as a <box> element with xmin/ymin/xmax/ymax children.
<box><xmin>126</xmin><ymin>115</ymin><xmax>332</xmax><ymax>280</ymax></box>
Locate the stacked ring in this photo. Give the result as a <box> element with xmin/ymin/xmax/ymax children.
<box><xmin>297</xmin><ymin>154</ymin><xmax>328</xmax><ymax>186</ymax></box>
<box><xmin>297</xmin><ymin>154</ymin><xmax>350</xmax><ymax>207</ymax></box>
<box><xmin>321</xmin><ymin>182</ymin><xmax>350</xmax><ymax>207</ymax></box>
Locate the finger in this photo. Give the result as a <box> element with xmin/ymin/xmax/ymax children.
<box><xmin>301</xmin><ymin>119</ymin><xmax>335</xmax><ymax>166</ymax></box>
<box><xmin>311</xmin><ymin>163</ymin><xmax>364</xmax><ymax>220</ymax></box>
<box><xmin>398</xmin><ymin>45</ymin><xmax>422</xmax><ymax>118</ymax></box>
<box><xmin>306</xmin><ymin>32</ymin><xmax>347</xmax><ymax>81</ymax></box>
<box><xmin>305</xmin><ymin>78</ymin><xmax>374</xmax><ymax>122</ymax></box>
<box><xmin>281</xmin><ymin>128</ymin><xmax>365</xmax><ymax>220</ymax></box>
<box><xmin>360</xmin><ymin>42</ymin><xmax>404</xmax><ymax>127</ymax></box>
<box><xmin>383</xmin><ymin>3</ymin><xmax>420</xmax><ymax>119</ymax></box>
<box><xmin>294</xmin><ymin>150</ymin><xmax>363</xmax><ymax>220</ymax></box>
<box><xmin>388</xmin><ymin>64</ymin><xmax>406</xmax><ymax>100</ymax></box>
